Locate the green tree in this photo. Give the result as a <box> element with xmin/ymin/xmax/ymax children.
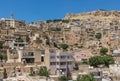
<box><xmin>53</xmin><ymin>42</ymin><xmax>58</xmax><ymax>48</ymax></box>
<box><xmin>0</xmin><ymin>53</ymin><xmax>3</xmax><ymax>60</ymax></box>
<box><xmin>81</xmin><ymin>59</ymin><xmax>89</xmax><ymax>64</ymax></box>
<box><xmin>46</xmin><ymin>38</ymin><xmax>50</xmax><ymax>45</ymax></box>
<box><xmin>0</xmin><ymin>41</ymin><xmax>3</xmax><ymax>49</ymax></box>
<box><xmin>89</xmin><ymin>56</ymin><xmax>103</xmax><ymax>67</ymax></box>
<box><xmin>59</xmin><ymin>76</ymin><xmax>70</xmax><ymax>81</ymax></box>
<box><xmin>103</xmin><ymin>55</ymin><xmax>114</xmax><ymax>67</ymax></box>
<box><xmin>77</xmin><ymin>74</ymin><xmax>95</xmax><ymax>81</ymax></box>
<box><xmin>26</xmin><ymin>36</ymin><xmax>30</xmax><ymax>42</ymax></box>
<box><xmin>62</xmin><ymin>20</ymin><xmax>69</xmax><ymax>23</ymax></box>
<box><xmin>60</xmin><ymin>44</ymin><xmax>69</xmax><ymax>50</ymax></box>
<box><xmin>48</xmin><ymin>27</ymin><xmax>61</xmax><ymax>31</ymax></box>
<box><xmin>38</xmin><ymin>67</ymin><xmax>50</xmax><ymax>78</ymax></box>
<box><xmin>89</xmin><ymin>55</ymin><xmax>114</xmax><ymax>67</ymax></box>
<box><xmin>95</xmin><ymin>33</ymin><xmax>102</xmax><ymax>39</ymax></box>
<box><xmin>100</xmin><ymin>47</ymin><xmax>108</xmax><ymax>55</ymax></box>
<box><xmin>18</xmin><ymin>38</ymin><xmax>24</xmax><ymax>42</ymax></box>
<box><xmin>0</xmin><ymin>53</ymin><xmax>7</xmax><ymax>61</ymax></box>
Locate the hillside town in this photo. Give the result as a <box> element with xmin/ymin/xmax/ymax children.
<box><xmin>0</xmin><ymin>10</ymin><xmax>120</xmax><ymax>81</ymax></box>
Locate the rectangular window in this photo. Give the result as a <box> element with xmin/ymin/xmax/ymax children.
<box><xmin>41</xmin><ymin>50</ymin><xmax>45</xmax><ymax>54</ymax></box>
<box><xmin>57</xmin><ymin>62</ymin><xmax>59</xmax><ymax>65</ymax></box>
<box><xmin>57</xmin><ymin>56</ymin><xmax>59</xmax><ymax>59</ymax></box>
<box><xmin>60</xmin><ymin>56</ymin><xmax>66</xmax><ymax>59</ymax></box>
<box><xmin>60</xmin><ymin>62</ymin><xmax>66</xmax><ymax>65</ymax></box>
<box><xmin>50</xmin><ymin>62</ymin><xmax>56</xmax><ymax>65</ymax></box>
<box><xmin>50</xmin><ymin>56</ymin><xmax>55</xmax><ymax>59</ymax></box>
<box><xmin>67</xmin><ymin>62</ymin><xmax>72</xmax><ymax>65</ymax></box>
<box><xmin>28</xmin><ymin>52</ymin><xmax>34</xmax><ymax>56</ymax></box>
<box><xmin>41</xmin><ymin>56</ymin><xmax>44</xmax><ymax>62</ymax></box>
<box><xmin>67</xmin><ymin>56</ymin><xmax>69</xmax><ymax>59</ymax></box>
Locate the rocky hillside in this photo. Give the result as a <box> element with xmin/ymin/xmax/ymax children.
<box><xmin>29</xmin><ymin>10</ymin><xmax>120</xmax><ymax>54</ymax></box>
<box><xmin>65</xmin><ymin>10</ymin><xmax>120</xmax><ymax>20</ymax></box>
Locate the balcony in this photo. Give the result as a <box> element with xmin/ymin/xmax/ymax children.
<box><xmin>60</xmin><ymin>65</ymin><xmax>67</xmax><ymax>68</ymax></box>
<box><xmin>22</xmin><ymin>52</ymin><xmax>34</xmax><ymax>58</ymax></box>
<box><xmin>50</xmin><ymin>59</ymin><xmax>57</xmax><ymax>62</ymax></box>
<box><xmin>60</xmin><ymin>58</ymin><xmax>73</xmax><ymax>62</ymax></box>
<box><xmin>22</xmin><ymin>55</ymin><xmax>34</xmax><ymax>58</ymax></box>
<box><xmin>50</xmin><ymin>58</ymin><xmax>73</xmax><ymax>62</ymax></box>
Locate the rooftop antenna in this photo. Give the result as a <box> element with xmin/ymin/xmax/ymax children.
<box><xmin>10</xmin><ymin>13</ymin><xmax>14</xmax><ymax>19</ymax></box>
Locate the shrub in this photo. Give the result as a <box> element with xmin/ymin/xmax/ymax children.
<box><xmin>95</xmin><ymin>33</ymin><xmax>102</xmax><ymax>39</ymax></box>
<box><xmin>89</xmin><ymin>55</ymin><xmax>114</xmax><ymax>67</ymax></box>
<box><xmin>60</xmin><ymin>44</ymin><xmax>69</xmax><ymax>50</ymax></box>
<box><xmin>100</xmin><ymin>47</ymin><xmax>108</xmax><ymax>55</ymax></box>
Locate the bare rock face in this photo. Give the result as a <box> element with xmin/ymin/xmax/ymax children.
<box><xmin>83</xmin><ymin>10</ymin><xmax>120</xmax><ymax>17</ymax></box>
<box><xmin>65</xmin><ymin>10</ymin><xmax>120</xmax><ymax>19</ymax></box>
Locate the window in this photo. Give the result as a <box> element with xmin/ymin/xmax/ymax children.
<box><xmin>41</xmin><ymin>50</ymin><xmax>45</xmax><ymax>54</ymax></box>
<box><xmin>67</xmin><ymin>62</ymin><xmax>72</xmax><ymax>65</ymax></box>
<box><xmin>49</xmin><ymin>49</ymin><xmax>55</xmax><ymax>53</ymax></box>
<box><xmin>14</xmin><ymin>44</ymin><xmax>17</xmax><ymax>46</ymax></box>
<box><xmin>50</xmin><ymin>62</ymin><xmax>56</xmax><ymax>65</ymax></box>
<box><xmin>57</xmin><ymin>56</ymin><xmax>59</xmax><ymax>59</ymax></box>
<box><xmin>60</xmin><ymin>62</ymin><xmax>66</xmax><ymax>65</ymax></box>
<box><xmin>50</xmin><ymin>56</ymin><xmax>55</xmax><ymax>59</ymax></box>
<box><xmin>67</xmin><ymin>56</ymin><xmax>69</xmax><ymax>59</ymax></box>
<box><xmin>60</xmin><ymin>56</ymin><xmax>66</xmax><ymax>59</ymax></box>
<box><xmin>28</xmin><ymin>52</ymin><xmax>34</xmax><ymax>56</ymax></box>
<box><xmin>10</xmin><ymin>51</ymin><xmax>16</xmax><ymax>55</ymax></box>
<box><xmin>41</xmin><ymin>56</ymin><xmax>44</xmax><ymax>62</ymax></box>
<box><xmin>57</xmin><ymin>62</ymin><xmax>59</xmax><ymax>65</ymax></box>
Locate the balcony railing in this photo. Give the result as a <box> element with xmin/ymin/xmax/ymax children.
<box><xmin>60</xmin><ymin>65</ymin><xmax>67</xmax><ymax>68</ymax></box>
<box><xmin>60</xmin><ymin>58</ymin><xmax>73</xmax><ymax>61</ymax></box>
<box><xmin>50</xmin><ymin>58</ymin><xmax>73</xmax><ymax>62</ymax></box>
<box><xmin>22</xmin><ymin>55</ymin><xmax>34</xmax><ymax>58</ymax></box>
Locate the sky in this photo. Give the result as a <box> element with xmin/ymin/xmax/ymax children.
<box><xmin>0</xmin><ymin>0</ymin><xmax>120</xmax><ymax>23</ymax></box>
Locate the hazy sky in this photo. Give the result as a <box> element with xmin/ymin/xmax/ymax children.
<box><xmin>0</xmin><ymin>0</ymin><xmax>120</xmax><ymax>22</ymax></box>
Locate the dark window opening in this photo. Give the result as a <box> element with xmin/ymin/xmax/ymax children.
<box><xmin>41</xmin><ymin>56</ymin><xmax>44</xmax><ymax>62</ymax></box>
<box><xmin>24</xmin><ymin>58</ymin><xmax>34</xmax><ymax>64</ymax></box>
